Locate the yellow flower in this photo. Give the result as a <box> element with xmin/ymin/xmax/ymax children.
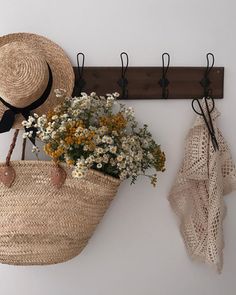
<box><xmin>65</xmin><ymin>136</ymin><xmax>74</xmax><ymax>145</ymax></box>
<box><xmin>43</xmin><ymin>143</ymin><xmax>64</xmax><ymax>160</ymax></box>
<box><xmin>66</xmin><ymin>159</ymin><xmax>75</xmax><ymax>166</ymax></box>
<box><xmin>99</xmin><ymin>112</ymin><xmax>127</xmax><ymax>132</ymax></box>
<box><xmin>46</xmin><ymin>110</ymin><xmax>56</xmax><ymax>122</ymax></box>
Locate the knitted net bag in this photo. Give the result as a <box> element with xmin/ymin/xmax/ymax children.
<box><xmin>168</xmin><ymin>105</ymin><xmax>236</xmax><ymax>273</ymax></box>
<box><xmin>0</xmin><ymin>130</ymin><xmax>120</xmax><ymax>265</ymax></box>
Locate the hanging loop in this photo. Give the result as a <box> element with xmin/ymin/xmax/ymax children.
<box><xmin>75</xmin><ymin>52</ymin><xmax>86</xmax><ymax>96</ymax></box>
<box><xmin>118</xmin><ymin>52</ymin><xmax>129</xmax><ymax>98</ymax></box>
<box><xmin>159</xmin><ymin>53</ymin><xmax>170</xmax><ymax>99</ymax></box>
<box><xmin>200</xmin><ymin>52</ymin><xmax>215</xmax><ymax>98</ymax></box>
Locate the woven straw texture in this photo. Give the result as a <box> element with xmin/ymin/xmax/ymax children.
<box><xmin>168</xmin><ymin>102</ymin><xmax>236</xmax><ymax>273</ymax></box>
<box><xmin>0</xmin><ymin>42</ymin><xmax>50</xmax><ymax>108</ymax></box>
<box><xmin>0</xmin><ymin>161</ymin><xmax>120</xmax><ymax>265</ymax></box>
<box><xmin>0</xmin><ymin>33</ymin><xmax>75</xmax><ymax>129</ymax></box>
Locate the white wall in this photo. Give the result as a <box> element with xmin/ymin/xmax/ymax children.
<box><xmin>0</xmin><ymin>0</ymin><xmax>236</xmax><ymax>294</ymax></box>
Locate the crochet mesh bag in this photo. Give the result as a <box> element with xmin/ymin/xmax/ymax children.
<box><xmin>0</xmin><ymin>130</ymin><xmax>120</xmax><ymax>265</ymax></box>
<box><xmin>168</xmin><ymin>105</ymin><xmax>236</xmax><ymax>273</ymax></box>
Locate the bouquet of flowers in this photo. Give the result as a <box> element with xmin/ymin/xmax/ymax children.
<box><xmin>23</xmin><ymin>91</ymin><xmax>165</xmax><ymax>186</ymax></box>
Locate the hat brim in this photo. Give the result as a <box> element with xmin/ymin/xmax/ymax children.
<box><xmin>0</xmin><ymin>33</ymin><xmax>75</xmax><ymax>129</ymax></box>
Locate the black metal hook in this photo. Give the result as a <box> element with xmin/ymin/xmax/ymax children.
<box><xmin>75</xmin><ymin>52</ymin><xmax>86</xmax><ymax>96</ymax></box>
<box><xmin>118</xmin><ymin>52</ymin><xmax>129</xmax><ymax>98</ymax></box>
<box><xmin>192</xmin><ymin>98</ymin><xmax>219</xmax><ymax>151</ymax></box>
<box><xmin>192</xmin><ymin>53</ymin><xmax>218</xmax><ymax>151</ymax></box>
<box><xmin>200</xmin><ymin>52</ymin><xmax>215</xmax><ymax>98</ymax></box>
<box><xmin>192</xmin><ymin>96</ymin><xmax>215</xmax><ymax>116</ymax></box>
<box><xmin>159</xmin><ymin>53</ymin><xmax>170</xmax><ymax>99</ymax></box>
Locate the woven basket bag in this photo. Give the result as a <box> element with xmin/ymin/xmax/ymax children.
<box><xmin>0</xmin><ymin>130</ymin><xmax>120</xmax><ymax>265</ymax></box>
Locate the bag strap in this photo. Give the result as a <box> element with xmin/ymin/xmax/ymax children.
<box><xmin>6</xmin><ymin>131</ymin><xmax>36</xmax><ymax>163</ymax></box>
<box><xmin>0</xmin><ymin>129</ymin><xmax>66</xmax><ymax>189</ymax></box>
<box><xmin>0</xmin><ymin>129</ymin><xmax>19</xmax><ymax>187</ymax></box>
<box><xmin>21</xmin><ymin>138</ymin><xmax>27</xmax><ymax>161</ymax></box>
<box><xmin>5</xmin><ymin>129</ymin><xmax>19</xmax><ymax>166</ymax></box>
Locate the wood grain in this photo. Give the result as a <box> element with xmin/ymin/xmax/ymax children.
<box><xmin>72</xmin><ymin>66</ymin><xmax>224</xmax><ymax>99</ymax></box>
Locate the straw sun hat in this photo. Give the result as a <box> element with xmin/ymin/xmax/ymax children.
<box><xmin>0</xmin><ymin>33</ymin><xmax>74</xmax><ymax>131</ymax></box>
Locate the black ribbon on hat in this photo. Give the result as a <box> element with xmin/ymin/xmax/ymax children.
<box><xmin>0</xmin><ymin>63</ymin><xmax>53</xmax><ymax>145</ymax></box>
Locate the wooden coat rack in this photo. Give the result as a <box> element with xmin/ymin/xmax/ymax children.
<box><xmin>72</xmin><ymin>53</ymin><xmax>224</xmax><ymax>99</ymax></box>
<box><xmin>72</xmin><ymin>67</ymin><xmax>224</xmax><ymax>99</ymax></box>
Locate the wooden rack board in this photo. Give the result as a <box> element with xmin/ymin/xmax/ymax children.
<box><xmin>72</xmin><ymin>66</ymin><xmax>224</xmax><ymax>99</ymax></box>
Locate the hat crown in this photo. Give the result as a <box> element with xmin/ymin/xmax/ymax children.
<box><xmin>0</xmin><ymin>42</ymin><xmax>49</xmax><ymax>108</ymax></box>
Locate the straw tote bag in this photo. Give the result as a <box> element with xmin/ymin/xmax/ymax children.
<box><xmin>0</xmin><ymin>130</ymin><xmax>120</xmax><ymax>265</ymax></box>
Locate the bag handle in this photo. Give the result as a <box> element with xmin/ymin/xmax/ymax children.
<box><xmin>5</xmin><ymin>129</ymin><xmax>19</xmax><ymax>166</ymax></box>
<box><xmin>21</xmin><ymin>137</ymin><xmax>27</xmax><ymax>161</ymax></box>
<box><xmin>0</xmin><ymin>129</ymin><xmax>66</xmax><ymax>188</ymax></box>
